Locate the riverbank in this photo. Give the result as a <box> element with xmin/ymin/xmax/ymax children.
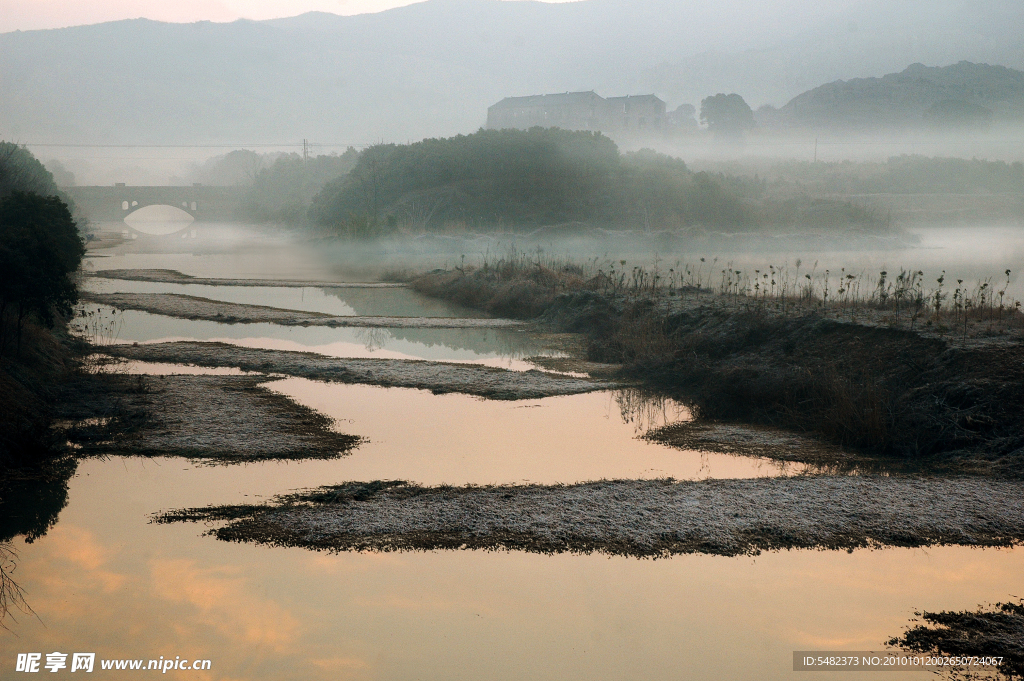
<box><xmin>89</xmin><ymin>269</ymin><xmax>404</xmax><ymax>288</ymax></box>
<box><xmin>58</xmin><ymin>371</ymin><xmax>361</xmax><ymax>462</ymax></box>
<box><xmin>0</xmin><ymin>317</ymin><xmax>84</xmax><ymax>479</ymax></box>
<box><xmin>156</xmin><ymin>475</ymin><xmax>1024</xmax><ymax>558</ymax></box>
<box><xmin>81</xmin><ymin>291</ymin><xmax>523</xmax><ymax>328</ymax></box>
<box><xmin>411</xmin><ymin>265</ymin><xmax>1024</xmax><ymax>477</ymax></box>
<box><xmin>101</xmin><ymin>342</ymin><xmax>615</xmax><ymax>399</ymax></box>
<box><xmin>0</xmin><ymin>317</ymin><xmax>99</xmax><ymax>543</ymax></box>
<box><xmin>887</xmin><ymin>599</ymin><xmax>1024</xmax><ymax>677</ymax></box>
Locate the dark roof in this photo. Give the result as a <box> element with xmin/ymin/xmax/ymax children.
<box><xmin>605</xmin><ymin>94</ymin><xmax>665</xmax><ymax>105</ymax></box>
<box><xmin>489</xmin><ymin>91</ymin><xmax>604</xmax><ymax>110</ymax></box>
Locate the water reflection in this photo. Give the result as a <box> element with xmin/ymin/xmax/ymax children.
<box><xmin>0</xmin><ymin>542</ymin><xmax>32</xmax><ymax>630</ymax></box>
<box><xmin>84</xmin><ymin>250</ymin><xmax>343</xmax><ymax>283</ymax></box>
<box><xmin>0</xmin><ymin>458</ymin><xmax>77</xmax><ymax>629</ymax></box>
<box><xmin>81</xmin><ymin>257</ymin><xmax>559</xmax><ymax>365</ymax></box>
<box><xmin>886</xmin><ymin>598</ymin><xmax>1024</xmax><ymax>680</ymax></box>
<box><xmin>268</xmin><ymin>379</ymin><xmax>800</xmax><ymax>484</ymax></box>
<box><xmin>5</xmin><ymin>456</ymin><xmax>1022</xmax><ymax>681</ymax></box>
<box><xmin>321</xmin><ymin>285</ymin><xmax>481</xmax><ymax>318</ymax></box>
<box><xmin>0</xmin><ymin>457</ymin><xmax>77</xmax><ymax>543</ymax></box>
<box><xmin>50</xmin><ymin>242</ymin><xmax>1022</xmax><ymax>679</ymax></box>
<box><xmin>613</xmin><ymin>388</ymin><xmax>692</xmax><ymax>434</ymax></box>
<box><xmin>83</xmin><ymin>277</ymin><xmax>484</xmax><ymax>319</ymax></box>
<box><xmin>76</xmin><ymin>307</ymin><xmax>556</xmax><ymax>365</ymax></box>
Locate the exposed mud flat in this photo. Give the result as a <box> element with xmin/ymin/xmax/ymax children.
<box><xmin>89</xmin><ymin>268</ymin><xmax>405</xmax><ymax>289</ymax></box>
<box><xmin>101</xmin><ymin>342</ymin><xmax>614</xmax><ymax>399</ymax></box>
<box><xmin>647</xmin><ymin>421</ymin><xmax>998</xmax><ymax>476</ymax></box>
<box><xmin>648</xmin><ymin>421</ymin><xmax>869</xmax><ymax>468</ymax></box>
<box><xmin>61</xmin><ymin>373</ymin><xmax>360</xmax><ymax>462</ymax></box>
<box><xmin>887</xmin><ymin>600</ymin><xmax>1024</xmax><ymax>677</ymax></box>
<box><xmin>81</xmin><ymin>292</ymin><xmax>523</xmax><ymax>328</ymax></box>
<box><xmin>156</xmin><ymin>476</ymin><xmax>1024</xmax><ymax>558</ymax></box>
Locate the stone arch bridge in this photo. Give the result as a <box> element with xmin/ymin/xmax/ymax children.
<box><xmin>67</xmin><ymin>185</ymin><xmax>244</xmax><ymax>227</ymax></box>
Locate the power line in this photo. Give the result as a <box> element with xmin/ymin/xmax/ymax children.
<box><xmin>19</xmin><ymin>142</ymin><xmax>375</xmax><ymax>149</ymax></box>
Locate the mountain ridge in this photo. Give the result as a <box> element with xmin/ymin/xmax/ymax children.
<box><xmin>2</xmin><ymin>0</ymin><xmax>1023</xmax><ymax>145</ymax></box>
<box><xmin>765</xmin><ymin>61</ymin><xmax>1024</xmax><ymax>130</ymax></box>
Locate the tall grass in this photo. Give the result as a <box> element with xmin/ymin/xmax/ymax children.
<box><xmin>69</xmin><ymin>306</ymin><xmax>124</xmax><ymax>346</ymax></box>
<box><xmin>0</xmin><ymin>543</ymin><xmax>32</xmax><ymax>630</ymax></box>
<box><xmin>438</xmin><ymin>246</ymin><xmax>1022</xmax><ymax>339</ymax></box>
<box><xmin>414</xmin><ymin>249</ymin><xmax>1024</xmax><ymax>458</ymax></box>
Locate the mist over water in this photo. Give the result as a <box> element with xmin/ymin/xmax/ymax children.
<box><xmin>4</xmin><ymin>2</ymin><xmax>1024</xmax><ymax>679</ymax></box>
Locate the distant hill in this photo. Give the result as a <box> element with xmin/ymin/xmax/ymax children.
<box><xmin>2</xmin><ymin>0</ymin><xmax>1024</xmax><ymax>148</ymax></box>
<box><xmin>641</xmin><ymin>0</ymin><xmax>1024</xmax><ymax>111</ymax></box>
<box><xmin>762</xmin><ymin>62</ymin><xmax>1024</xmax><ymax>131</ymax></box>
<box><xmin>2</xmin><ymin>0</ymin><xmax>835</xmax><ymax>146</ymax></box>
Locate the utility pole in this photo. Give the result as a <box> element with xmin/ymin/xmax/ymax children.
<box><xmin>303</xmin><ymin>138</ymin><xmax>309</xmax><ymax>163</ymax></box>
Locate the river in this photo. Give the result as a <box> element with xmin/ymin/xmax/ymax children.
<box><xmin>1</xmin><ymin>239</ymin><xmax>1020</xmax><ymax>680</ymax></box>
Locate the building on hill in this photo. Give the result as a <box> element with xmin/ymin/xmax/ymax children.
<box><xmin>486</xmin><ymin>91</ymin><xmax>668</xmax><ymax>132</ymax></box>
<box><xmin>486</xmin><ymin>91</ymin><xmax>606</xmax><ymax>131</ymax></box>
<box><xmin>605</xmin><ymin>95</ymin><xmax>667</xmax><ymax>130</ymax></box>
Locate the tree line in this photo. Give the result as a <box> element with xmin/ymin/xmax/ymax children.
<box><xmin>308</xmin><ymin>127</ymin><xmax>755</xmax><ymax>235</ymax></box>
<box><xmin>0</xmin><ymin>143</ymin><xmax>84</xmax><ymax>358</ymax></box>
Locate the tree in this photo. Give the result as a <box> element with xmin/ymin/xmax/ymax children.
<box><xmin>700</xmin><ymin>94</ymin><xmax>756</xmax><ymax>137</ymax></box>
<box><xmin>0</xmin><ymin>192</ymin><xmax>84</xmax><ymax>356</ymax></box>
<box><xmin>923</xmin><ymin>99</ymin><xmax>993</xmax><ymax>130</ymax></box>
<box><xmin>44</xmin><ymin>159</ymin><xmax>76</xmax><ymax>187</ymax></box>
<box><xmin>0</xmin><ymin>143</ymin><xmax>61</xmax><ymax>199</ymax></box>
<box><xmin>240</xmin><ymin>148</ymin><xmax>360</xmax><ymax>223</ymax></box>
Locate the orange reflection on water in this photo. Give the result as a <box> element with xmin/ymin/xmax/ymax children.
<box><xmin>267</xmin><ymin>378</ymin><xmax>803</xmax><ymax>484</ymax></box>
<box><xmin>6</xmin><ymin>459</ymin><xmax>1022</xmax><ymax>681</ymax></box>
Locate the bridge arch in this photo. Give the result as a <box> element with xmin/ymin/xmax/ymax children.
<box><xmin>67</xmin><ymin>185</ymin><xmax>243</xmax><ymax>227</ymax></box>
<box><xmin>123</xmin><ymin>204</ymin><xmax>196</xmax><ymax>236</ymax></box>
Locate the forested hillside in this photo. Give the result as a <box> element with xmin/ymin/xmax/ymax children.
<box><xmin>309</xmin><ymin>128</ymin><xmax>883</xmax><ymax>234</ymax></box>
<box><xmin>765</xmin><ymin>62</ymin><xmax>1024</xmax><ymax>130</ymax></box>
<box><xmin>0</xmin><ymin>143</ymin><xmax>84</xmax><ymax>473</ymax></box>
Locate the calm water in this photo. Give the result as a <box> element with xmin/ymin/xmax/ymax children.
<box><xmin>5</xmin><ymin>457</ymin><xmax>1021</xmax><ymax>680</ymax></box>
<box><xmin>80</xmin><ymin>263</ymin><xmax>557</xmax><ymax>365</ymax></box>
<box><xmin>81</xmin><ymin>308</ymin><xmax>554</xmax><ymax>365</ymax></box>
<box><xmin>83</xmin><ymin>277</ymin><xmax>486</xmax><ymax>319</ymax></box>
<box><xmin>2</xmin><ymin>244</ymin><xmax>1019</xmax><ymax>680</ymax></box>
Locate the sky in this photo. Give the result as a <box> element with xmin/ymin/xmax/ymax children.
<box><xmin>1</xmin><ymin>0</ymin><xmax>575</xmax><ymax>33</ymax></box>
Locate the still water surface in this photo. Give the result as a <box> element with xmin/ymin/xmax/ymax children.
<box><xmin>3</xmin><ymin>246</ymin><xmax>1019</xmax><ymax>679</ymax></box>
<box><xmin>84</xmin><ymin>277</ymin><xmax>485</xmax><ymax>319</ymax></box>
<box><xmin>86</xmin><ymin>308</ymin><xmax>552</xmax><ymax>365</ymax></box>
<box><xmin>80</xmin><ymin>276</ymin><xmax>554</xmax><ymax>366</ymax></box>
<box><xmin>5</xmin><ymin>457</ymin><xmax>1021</xmax><ymax>680</ymax></box>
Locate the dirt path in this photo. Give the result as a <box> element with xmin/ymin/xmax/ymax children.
<box><xmin>89</xmin><ymin>268</ymin><xmax>406</xmax><ymax>288</ymax></box>
<box><xmin>101</xmin><ymin>342</ymin><xmax>616</xmax><ymax>399</ymax></box>
<box><xmin>155</xmin><ymin>476</ymin><xmax>1024</xmax><ymax>557</ymax></box>
<box><xmin>81</xmin><ymin>291</ymin><xmax>523</xmax><ymax>328</ymax></box>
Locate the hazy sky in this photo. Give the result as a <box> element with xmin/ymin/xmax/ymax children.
<box><xmin>1</xmin><ymin>0</ymin><xmax>575</xmax><ymax>32</ymax></box>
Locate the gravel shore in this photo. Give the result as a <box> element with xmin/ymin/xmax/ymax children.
<box><xmin>67</xmin><ymin>374</ymin><xmax>361</xmax><ymax>462</ymax></box>
<box><xmin>89</xmin><ymin>268</ymin><xmax>405</xmax><ymax>288</ymax></box>
<box><xmin>102</xmin><ymin>341</ymin><xmax>614</xmax><ymax>399</ymax></box>
<box><xmin>82</xmin><ymin>291</ymin><xmax>523</xmax><ymax>328</ymax></box>
<box><xmin>156</xmin><ymin>476</ymin><xmax>1024</xmax><ymax>557</ymax></box>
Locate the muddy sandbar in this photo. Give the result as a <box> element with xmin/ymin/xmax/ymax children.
<box><xmin>89</xmin><ymin>268</ymin><xmax>405</xmax><ymax>288</ymax></box>
<box><xmin>101</xmin><ymin>342</ymin><xmax>615</xmax><ymax>399</ymax></box>
<box><xmin>81</xmin><ymin>292</ymin><xmax>522</xmax><ymax>329</ymax></box>
<box><xmin>155</xmin><ymin>476</ymin><xmax>1024</xmax><ymax>557</ymax></box>
<box><xmin>63</xmin><ymin>373</ymin><xmax>360</xmax><ymax>462</ymax></box>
